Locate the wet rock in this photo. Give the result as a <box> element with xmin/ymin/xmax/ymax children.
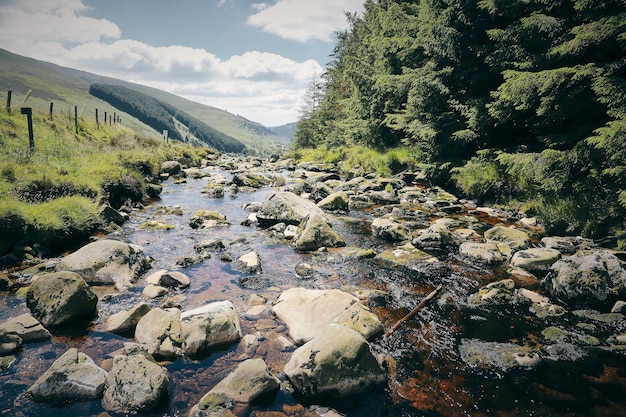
<box><xmin>235</xmin><ymin>334</ymin><xmax>259</xmax><ymax>360</ymax></box>
<box><xmin>542</xmin><ymin>342</ymin><xmax>588</xmax><ymax>362</ymax></box>
<box><xmin>317</xmin><ymin>191</ymin><xmax>350</xmax><ymax>211</ymax></box>
<box><xmin>233</xmin><ymin>251</ymin><xmax>262</xmax><ymax>274</ymax></box>
<box><xmin>139</xmin><ymin>219</ymin><xmax>175</xmax><ymax>230</ymax></box>
<box><xmin>176</xmin><ymin>255</ymin><xmax>204</xmax><ymax>268</ymax></box>
<box><xmin>180</xmin><ymin>301</ymin><xmax>242</xmax><ymax>357</ymax></box>
<box><xmin>190</xmin><ymin>358</ymin><xmax>279</xmax><ymax>416</ymax></box>
<box><xmin>310</xmin><ymin>181</ymin><xmax>333</xmax><ymax>202</ymax></box>
<box><xmin>102</xmin><ymin>351</ymin><xmax>169</xmax><ymax>414</ymax></box>
<box><xmin>256</xmin><ymin>191</ymin><xmax>324</xmax><ymax>227</ymax></box>
<box><xmin>55</xmin><ymin>239</ymin><xmax>150</xmax><ymax>290</ymax></box>
<box><xmin>134</xmin><ymin>308</ymin><xmax>183</xmax><ymax>359</ymax></box>
<box><xmin>0</xmin><ymin>332</ymin><xmax>21</xmax><ymax>355</ymax></box>
<box><xmin>189</xmin><ymin>210</ymin><xmax>231</xmax><ymax>229</ymax></box>
<box><xmin>371</xmin><ymin>218</ymin><xmax>410</xmax><ymax>242</ymax></box>
<box><xmin>546</xmin><ymin>249</ymin><xmax>626</xmax><ymax>307</ymax></box>
<box><xmin>467</xmin><ymin>279</ymin><xmax>516</xmax><ymax>307</ymax></box>
<box><xmin>459</xmin><ymin>339</ymin><xmax>541</xmax><ymax>376</ymax></box>
<box><xmin>284</xmin><ymin>324</ymin><xmax>385</xmax><ymax>398</ymax></box>
<box><xmin>232</xmin><ymin>172</ymin><xmax>284</xmax><ymax>188</ymax></box>
<box><xmin>142</xmin><ymin>283</ymin><xmax>169</xmax><ymax>299</ymax></box>
<box><xmin>484</xmin><ymin>226</ymin><xmax>531</xmax><ymax>251</ymax></box>
<box><xmin>510</xmin><ymin>247</ymin><xmax>562</xmax><ymax>272</ymax></box>
<box><xmin>411</xmin><ymin>223</ymin><xmax>453</xmax><ymax>252</ymax></box>
<box><xmin>27</xmin><ymin>348</ymin><xmax>107</xmax><ymax>403</ymax></box>
<box><xmin>195</xmin><ymin>238</ymin><xmax>226</xmax><ymax>253</ymax></box>
<box><xmin>611</xmin><ymin>300</ymin><xmax>626</xmax><ymax>314</ymax></box>
<box><xmin>459</xmin><ymin>242</ymin><xmax>506</xmax><ymax>264</ymax></box>
<box><xmin>202</xmin><ymin>184</ymin><xmax>225</xmax><ymax>198</ymax></box>
<box><xmin>26</xmin><ymin>271</ymin><xmax>97</xmax><ymax>327</ymax></box>
<box><xmin>98</xmin><ymin>204</ymin><xmax>126</xmax><ymax>225</ymax></box>
<box><xmin>0</xmin><ymin>313</ymin><xmax>51</xmax><ymax>342</ymax></box>
<box><xmin>376</xmin><ymin>242</ymin><xmax>439</xmax><ymax>271</ymax></box>
<box><xmin>272</xmin><ymin>287</ymin><xmax>383</xmax><ymax>344</ymax></box>
<box><xmin>295</xmin><ymin>263</ymin><xmax>315</xmax><ymax>278</ymax></box>
<box><xmin>293</xmin><ymin>213</ymin><xmax>346</xmax><ymax>252</ymax></box>
<box><xmin>145</xmin><ymin>269</ymin><xmax>191</xmax><ymax>289</ymax></box>
<box><xmin>0</xmin><ymin>355</ymin><xmax>16</xmax><ymax>370</ymax></box>
<box><xmin>104</xmin><ymin>302</ymin><xmax>151</xmax><ymax>334</ymax></box>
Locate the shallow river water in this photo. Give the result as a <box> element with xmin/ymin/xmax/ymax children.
<box><xmin>1</xmin><ymin>165</ymin><xmax>625</xmax><ymax>417</ymax></box>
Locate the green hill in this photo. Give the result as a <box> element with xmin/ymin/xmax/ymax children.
<box><xmin>0</xmin><ymin>48</ymin><xmax>292</xmax><ymax>154</ymax></box>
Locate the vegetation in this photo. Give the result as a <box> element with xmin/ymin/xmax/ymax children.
<box><xmin>0</xmin><ymin>105</ymin><xmax>212</xmax><ymax>258</ymax></box>
<box><xmin>89</xmin><ymin>83</ymin><xmax>246</xmax><ymax>153</ymax></box>
<box><xmin>293</xmin><ymin>0</ymin><xmax>626</xmax><ymax>245</ymax></box>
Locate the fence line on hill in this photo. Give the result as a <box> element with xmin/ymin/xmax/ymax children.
<box><xmin>2</xmin><ymin>89</ymin><xmax>130</xmax><ymax>152</ymax></box>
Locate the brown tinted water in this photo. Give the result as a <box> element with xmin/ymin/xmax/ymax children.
<box><xmin>1</xmin><ymin>168</ymin><xmax>625</xmax><ymax>417</ymax></box>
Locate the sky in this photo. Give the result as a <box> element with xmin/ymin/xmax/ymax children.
<box><xmin>0</xmin><ymin>0</ymin><xmax>365</xmax><ymax>126</ymax></box>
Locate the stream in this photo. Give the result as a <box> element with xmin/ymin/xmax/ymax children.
<box><xmin>1</xmin><ymin>162</ymin><xmax>625</xmax><ymax>417</ymax></box>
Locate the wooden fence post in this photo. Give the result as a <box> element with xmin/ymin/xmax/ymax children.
<box><xmin>6</xmin><ymin>90</ymin><xmax>11</xmax><ymax>113</ymax></box>
<box><xmin>96</xmin><ymin>108</ymin><xmax>99</xmax><ymax>128</ymax></box>
<box><xmin>49</xmin><ymin>102</ymin><xmax>54</xmax><ymax>120</ymax></box>
<box><xmin>74</xmin><ymin>105</ymin><xmax>78</xmax><ymax>134</ymax></box>
<box><xmin>21</xmin><ymin>107</ymin><xmax>34</xmax><ymax>151</ymax></box>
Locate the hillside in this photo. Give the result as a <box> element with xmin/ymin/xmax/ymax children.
<box><xmin>0</xmin><ymin>48</ymin><xmax>292</xmax><ymax>154</ymax></box>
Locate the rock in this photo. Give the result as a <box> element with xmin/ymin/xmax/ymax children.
<box><xmin>317</xmin><ymin>191</ymin><xmax>349</xmax><ymax>212</ymax></box>
<box><xmin>0</xmin><ymin>313</ymin><xmax>51</xmax><ymax>342</ymax></box>
<box><xmin>295</xmin><ymin>262</ymin><xmax>315</xmax><ymax>278</ymax></box>
<box><xmin>192</xmin><ymin>358</ymin><xmax>279</xmax><ymax>415</ymax></box>
<box><xmin>189</xmin><ymin>210</ymin><xmax>231</xmax><ymax>229</ymax></box>
<box><xmin>459</xmin><ymin>242</ymin><xmax>506</xmax><ymax>264</ymax></box>
<box><xmin>293</xmin><ymin>213</ymin><xmax>346</xmax><ymax>252</ymax></box>
<box><xmin>467</xmin><ymin>279</ymin><xmax>516</xmax><ymax>307</ymax></box>
<box><xmin>541</xmin><ymin>236</ymin><xmax>578</xmax><ymax>254</ymax></box>
<box><xmin>510</xmin><ymin>248</ymin><xmax>562</xmax><ymax>272</ymax></box>
<box><xmin>134</xmin><ymin>308</ymin><xmax>182</xmax><ymax>359</ymax></box>
<box><xmin>0</xmin><ymin>332</ymin><xmax>21</xmax><ymax>355</ymax></box>
<box><xmin>244</xmin><ymin>305</ymin><xmax>266</xmax><ymax>320</ymax></box>
<box><xmin>142</xmin><ymin>283</ymin><xmax>169</xmax><ymax>299</ymax></box>
<box><xmin>104</xmin><ymin>302</ymin><xmax>151</xmax><ymax>334</ymax></box>
<box><xmin>256</xmin><ymin>191</ymin><xmax>324</xmax><ymax>227</ymax></box>
<box><xmin>180</xmin><ymin>301</ymin><xmax>242</xmax><ymax>357</ymax></box>
<box><xmin>232</xmin><ymin>251</ymin><xmax>262</xmax><ymax>274</ymax></box>
<box><xmin>145</xmin><ymin>269</ymin><xmax>191</xmax><ymax>289</ymax></box>
<box><xmin>459</xmin><ymin>339</ymin><xmax>541</xmax><ymax>375</ymax></box>
<box><xmin>27</xmin><ymin>348</ymin><xmax>107</xmax><ymax>403</ymax></box>
<box><xmin>139</xmin><ymin>220</ymin><xmax>174</xmax><ymax>230</ymax></box>
<box><xmin>376</xmin><ymin>242</ymin><xmax>439</xmax><ymax>271</ymax></box>
<box><xmin>98</xmin><ymin>204</ymin><xmax>126</xmax><ymax>225</ymax></box>
<box><xmin>55</xmin><ymin>239</ymin><xmax>149</xmax><ymax>290</ymax></box>
<box><xmin>484</xmin><ymin>226</ymin><xmax>530</xmax><ymax>251</ymax></box>
<box><xmin>612</xmin><ymin>300</ymin><xmax>626</xmax><ymax>314</ymax></box>
<box><xmin>272</xmin><ymin>288</ymin><xmax>383</xmax><ymax>344</ymax></box>
<box><xmin>161</xmin><ymin>160</ymin><xmax>182</xmax><ymax>176</ymax></box>
<box><xmin>26</xmin><ymin>271</ymin><xmax>98</xmax><ymax>327</ymax></box>
<box><xmin>194</xmin><ymin>239</ymin><xmax>226</xmax><ymax>253</ymax></box>
<box><xmin>232</xmin><ymin>172</ymin><xmax>284</xmax><ymax>188</ymax></box>
<box><xmin>102</xmin><ymin>351</ymin><xmax>169</xmax><ymax>414</ymax></box>
<box><xmin>546</xmin><ymin>249</ymin><xmax>626</xmax><ymax>307</ymax></box>
<box><xmin>283</xmin><ymin>324</ymin><xmax>385</xmax><ymax>398</ymax></box>
<box><xmin>371</xmin><ymin>218</ymin><xmax>410</xmax><ymax>242</ymax></box>
<box><xmin>235</xmin><ymin>334</ymin><xmax>259</xmax><ymax>360</ymax></box>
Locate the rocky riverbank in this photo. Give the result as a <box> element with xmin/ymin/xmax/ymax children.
<box><xmin>1</xmin><ymin>153</ymin><xmax>625</xmax><ymax>416</ymax></box>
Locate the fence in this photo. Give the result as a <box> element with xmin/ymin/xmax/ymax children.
<box><xmin>3</xmin><ymin>89</ymin><xmax>123</xmax><ymax>151</ymax></box>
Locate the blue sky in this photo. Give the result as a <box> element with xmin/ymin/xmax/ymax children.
<box><xmin>0</xmin><ymin>0</ymin><xmax>365</xmax><ymax>126</ymax></box>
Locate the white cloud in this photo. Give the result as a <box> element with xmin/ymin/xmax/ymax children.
<box><xmin>246</xmin><ymin>0</ymin><xmax>364</xmax><ymax>42</ymax></box>
<box><xmin>0</xmin><ymin>0</ymin><xmax>328</xmax><ymax>125</ymax></box>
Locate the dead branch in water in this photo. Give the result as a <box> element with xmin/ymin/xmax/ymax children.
<box><xmin>384</xmin><ymin>284</ymin><xmax>443</xmax><ymax>338</ymax></box>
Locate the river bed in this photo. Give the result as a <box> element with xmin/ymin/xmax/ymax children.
<box><xmin>1</xmin><ymin>164</ymin><xmax>625</xmax><ymax>417</ymax></box>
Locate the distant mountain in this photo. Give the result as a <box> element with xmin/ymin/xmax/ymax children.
<box><xmin>269</xmin><ymin>122</ymin><xmax>296</xmax><ymax>143</ymax></box>
<box><xmin>0</xmin><ymin>48</ymin><xmax>293</xmax><ymax>155</ymax></box>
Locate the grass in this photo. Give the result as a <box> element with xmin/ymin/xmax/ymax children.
<box><xmin>287</xmin><ymin>145</ymin><xmax>419</xmax><ymax>177</ymax></box>
<box><xmin>0</xmin><ymin>106</ymin><xmax>213</xmax><ymax>256</ymax></box>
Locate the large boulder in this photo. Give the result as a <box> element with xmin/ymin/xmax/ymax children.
<box><xmin>459</xmin><ymin>339</ymin><xmax>541</xmax><ymax>375</ymax></box>
<box><xmin>0</xmin><ymin>313</ymin><xmax>51</xmax><ymax>342</ymax></box>
<box><xmin>181</xmin><ymin>301</ymin><xmax>242</xmax><ymax>357</ymax></box>
<box><xmin>283</xmin><ymin>324</ymin><xmax>385</xmax><ymax>398</ymax></box>
<box><xmin>256</xmin><ymin>191</ymin><xmax>324</xmax><ymax>227</ymax></box>
<box><xmin>27</xmin><ymin>348</ymin><xmax>107</xmax><ymax>403</ymax></box>
<box><xmin>272</xmin><ymin>288</ymin><xmax>383</xmax><ymax>345</ymax></box>
<box><xmin>55</xmin><ymin>239</ymin><xmax>150</xmax><ymax>290</ymax></box>
<box><xmin>484</xmin><ymin>226</ymin><xmax>530</xmax><ymax>251</ymax></box>
<box><xmin>26</xmin><ymin>271</ymin><xmax>98</xmax><ymax>327</ymax></box>
<box><xmin>102</xmin><ymin>351</ymin><xmax>169</xmax><ymax>414</ymax></box>
<box><xmin>293</xmin><ymin>213</ymin><xmax>346</xmax><ymax>252</ymax></box>
<box><xmin>104</xmin><ymin>302</ymin><xmax>151</xmax><ymax>334</ymax></box>
<box><xmin>371</xmin><ymin>218</ymin><xmax>410</xmax><ymax>242</ymax></box>
<box><xmin>546</xmin><ymin>249</ymin><xmax>626</xmax><ymax>307</ymax></box>
<box><xmin>317</xmin><ymin>191</ymin><xmax>349</xmax><ymax>212</ymax></box>
<box><xmin>190</xmin><ymin>358</ymin><xmax>279</xmax><ymax>416</ymax></box>
<box><xmin>134</xmin><ymin>308</ymin><xmax>183</xmax><ymax>359</ymax></box>
<box><xmin>510</xmin><ymin>247</ymin><xmax>562</xmax><ymax>272</ymax></box>
<box><xmin>459</xmin><ymin>242</ymin><xmax>506</xmax><ymax>264</ymax></box>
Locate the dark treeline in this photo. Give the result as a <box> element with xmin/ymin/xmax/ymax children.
<box><xmin>89</xmin><ymin>83</ymin><xmax>246</xmax><ymax>153</ymax></box>
<box><xmin>296</xmin><ymin>0</ymin><xmax>626</xmax><ymax>241</ymax></box>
